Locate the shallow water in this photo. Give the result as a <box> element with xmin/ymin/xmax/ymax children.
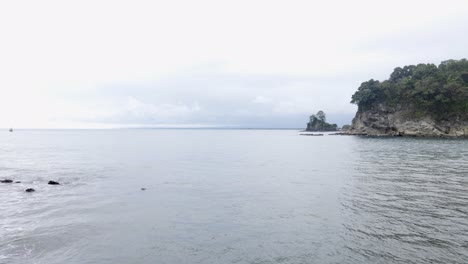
<box><xmin>1</xmin><ymin>130</ymin><xmax>467</xmax><ymax>264</ymax></box>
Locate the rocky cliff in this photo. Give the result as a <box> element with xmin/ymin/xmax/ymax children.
<box><xmin>347</xmin><ymin>104</ymin><xmax>468</xmax><ymax>137</ymax></box>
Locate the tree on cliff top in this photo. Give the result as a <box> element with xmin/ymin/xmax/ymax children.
<box><xmin>350</xmin><ymin>59</ymin><xmax>468</xmax><ymax>120</ymax></box>
<box><xmin>316</xmin><ymin>110</ymin><xmax>326</xmax><ymax>122</ymax></box>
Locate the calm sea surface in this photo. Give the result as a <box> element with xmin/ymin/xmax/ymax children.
<box><xmin>1</xmin><ymin>129</ymin><xmax>467</xmax><ymax>264</ymax></box>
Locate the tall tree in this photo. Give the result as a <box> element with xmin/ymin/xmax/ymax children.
<box><xmin>316</xmin><ymin>110</ymin><xmax>326</xmax><ymax>122</ymax></box>
<box><xmin>309</xmin><ymin>114</ymin><xmax>317</xmax><ymax>123</ymax></box>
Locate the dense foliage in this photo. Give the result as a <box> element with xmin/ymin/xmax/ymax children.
<box><xmin>351</xmin><ymin>59</ymin><xmax>468</xmax><ymax>120</ymax></box>
<box><xmin>307</xmin><ymin>110</ymin><xmax>337</xmax><ymax>131</ymax></box>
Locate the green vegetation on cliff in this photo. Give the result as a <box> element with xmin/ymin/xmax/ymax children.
<box><xmin>351</xmin><ymin>59</ymin><xmax>468</xmax><ymax>120</ymax></box>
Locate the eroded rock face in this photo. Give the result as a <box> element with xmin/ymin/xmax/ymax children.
<box><xmin>347</xmin><ymin>104</ymin><xmax>468</xmax><ymax>137</ymax></box>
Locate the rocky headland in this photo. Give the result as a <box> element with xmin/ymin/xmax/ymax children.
<box><xmin>345</xmin><ymin>59</ymin><xmax>468</xmax><ymax>138</ymax></box>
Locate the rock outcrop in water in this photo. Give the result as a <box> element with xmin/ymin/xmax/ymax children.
<box><xmin>305</xmin><ymin>110</ymin><xmax>338</xmax><ymax>132</ymax></box>
<box><xmin>346</xmin><ymin>59</ymin><xmax>468</xmax><ymax>138</ymax></box>
<box><xmin>1</xmin><ymin>179</ymin><xmax>13</xmax><ymax>183</ymax></box>
<box><xmin>25</xmin><ymin>188</ymin><xmax>35</xmax><ymax>193</ymax></box>
<box><xmin>48</xmin><ymin>180</ymin><xmax>60</xmax><ymax>185</ymax></box>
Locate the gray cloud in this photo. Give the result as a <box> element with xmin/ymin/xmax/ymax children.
<box><xmin>65</xmin><ymin>71</ymin><xmax>362</xmax><ymax>127</ymax></box>
<box><xmin>1</xmin><ymin>0</ymin><xmax>467</xmax><ymax>128</ymax></box>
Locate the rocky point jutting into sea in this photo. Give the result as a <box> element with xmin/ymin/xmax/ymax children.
<box><xmin>345</xmin><ymin>59</ymin><xmax>468</xmax><ymax>138</ymax></box>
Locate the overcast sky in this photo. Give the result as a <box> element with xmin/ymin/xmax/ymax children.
<box><xmin>1</xmin><ymin>0</ymin><xmax>467</xmax><ymax>128</ymax></box>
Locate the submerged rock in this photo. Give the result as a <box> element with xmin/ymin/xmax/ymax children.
<box><xmin>15</xmin><ymin>181</ymin><xmax>21</xmax><ymax>183</ymax></box>
<box><xmin>48</xmin><ymin>180</ymin><xmax>60</xmax><ymax>185</ymax></box>
<box><xmin>141</xmin><ymin>188</ymin><xmax>146</xmax><ymax>191</ymax></box>
<box><xmin>25</xmin><ymin>188</ymin><xmax>35</xmax><ymax>192</ymax></box>
<box><xmin>1</xmin><ymin>179</ymin><xmax>13</xmax><ymax>183</ymax></box>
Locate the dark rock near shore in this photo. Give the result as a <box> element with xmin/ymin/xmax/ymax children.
<box><xmin>15</xmin><ymin>181</ymin><xmax>21</xmax><ymax>183</ymax></box>
<box><xmin>300</xmin><ymin>133</ymin><xmax>324</xmax><ymax>136</ymax></box>
<box><xmin>48</xmin><ymin>180</ymin><xmax>60</xmax><ymax>185</ymax></box>
<box><xmin>1</xmin><ymin>179</ymin><xmax>13</xmax><ymax>183</ymax></box>
<box><xmin>25</xmin><ymin>188</ymin><xmax>35</xmax><ymax>192</ymax></box>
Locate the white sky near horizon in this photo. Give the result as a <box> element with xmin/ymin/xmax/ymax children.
<box><xmin>1</xmin><ymin>0</ymin><xmax>467</xmax><ymax>128</ymax></box>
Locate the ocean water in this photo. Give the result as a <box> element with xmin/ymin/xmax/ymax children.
<box><xmin>1</xmin><ymin>129</ymin><xmax>467</xmax><ymax>264</ymax></box>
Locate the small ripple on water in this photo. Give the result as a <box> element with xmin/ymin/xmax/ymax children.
<box><xmin>1</xmin><ymin>132</ymin><xmax>468</xmax><ymax>264</ymax></box>
<box><xmin>339</xmin><ymin>138</ymin><xmax>468</xmax><ymax>263</ymax></box>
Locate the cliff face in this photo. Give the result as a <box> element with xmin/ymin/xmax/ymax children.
<box><xmin>347</xmin><ymin>104</ymin><xmax>468</xmax><ymax>137</ymax></box>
